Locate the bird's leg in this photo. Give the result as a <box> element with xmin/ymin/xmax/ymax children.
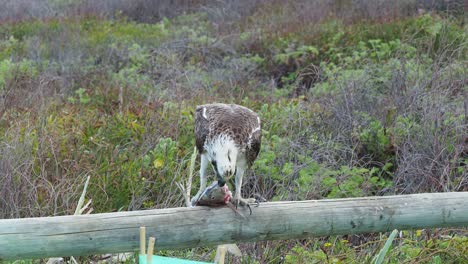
<box><xmin>191</xmin><ymin>153</ymin><xmax>208</xmax><ymax>206</ymax></box>
<box><xmin>232</xmin><ymin>162</ymin><xmax>256</xmax><ymax>211</ymax></box>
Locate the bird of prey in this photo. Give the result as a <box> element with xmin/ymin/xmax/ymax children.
<box><xmin>191</xmin><ymin>103</ymin><xmax>262</xmax><ymax>208</ymax></box>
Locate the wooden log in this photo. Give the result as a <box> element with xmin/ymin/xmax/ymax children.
<box><xmin>1</xmin><ymin>192</ymin><xmax>467</xmax><ymax>260</ymax></box>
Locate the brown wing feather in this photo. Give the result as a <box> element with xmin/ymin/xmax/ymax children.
<box><xmin>246</xmin><ymin>125</ymin><xmax>261</xmax><ymax>167</ymax></box>
<box><xmin>195</xmin><ymin>106</ymin><xmax>209</xmax><ymax>153</ymax></box>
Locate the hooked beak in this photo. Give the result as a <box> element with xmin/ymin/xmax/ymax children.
<box><xmin>217</xmin><ymin>168</ymin><xmax>236</xmax><ymax>187</ymax></box>
<box><xmin>217</xmin><ymin>174</ymin><xmax>226</xmax><ymax>187</ymax></box>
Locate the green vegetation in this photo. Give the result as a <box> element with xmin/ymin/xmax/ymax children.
<box><xmin>0</xmin><ymin>0</ymin><xmax>466</xmax><ymax>263</ymax></box>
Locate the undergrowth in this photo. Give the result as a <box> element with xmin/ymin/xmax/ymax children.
<box><xmin>0</xmin><ymin>0</ymin><xmax>466</xmax><ymax>263</ymax></box>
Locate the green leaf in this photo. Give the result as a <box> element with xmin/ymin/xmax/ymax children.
<box><xmin>374</xmin><ymin>229</ymin><xmax>398</xmax><ymax>264</ymax></box>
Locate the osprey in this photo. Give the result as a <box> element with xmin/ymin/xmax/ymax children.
<box><xmin>191</xmin><ymin>103</ymin><xmax>261</xmax><ymax>207</ymax></box>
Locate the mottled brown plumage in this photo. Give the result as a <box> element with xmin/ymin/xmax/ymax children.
<box><xmin>195</xmin><ymin>103</ymin><xmax>261</xmax><ymax>166</ymax></box>
<box><xmin>192</xmin><ymin>103</ymin><xmax>262</xmax><ymax>208</ymax></box>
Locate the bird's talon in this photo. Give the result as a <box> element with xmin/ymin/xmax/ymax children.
<box><xmin>247</xmin><ymin>204</ymin><xmax>252</xmax><ymax>215</ymax></box>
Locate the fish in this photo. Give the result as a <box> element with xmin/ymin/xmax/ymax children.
<box><xmin>194</xmin><ymin>181</ymin><xmax>254</xmax><ymax>218</ymax></box>
<box><xmin>195</xmin><ymin>181</ymin><xmax>232</xmax><ymax>206</ymax></box>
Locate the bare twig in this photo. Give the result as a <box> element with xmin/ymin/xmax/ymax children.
<box><xmin>176</xmin><ymin>146</ymin><xmax>198</xmax><ymax>207</ymax></box>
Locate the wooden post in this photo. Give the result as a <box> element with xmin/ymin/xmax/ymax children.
<box><xmin>215</xmin><ymin>246</ymin><xmax>226</xmax><ymax>264</ymax></box>
<box><xmin>147</xmin><ymin>237</ymin><xmax>155</xmax><ymax>263</ymax></box>
<box><xmin>140</xmin><ymin>227</ymin><xmax>146</xmax><ymax>255</ymax></box>
<box><xmin>1</xmin><ymin>192</ymin><xmax>467</xmax><ymax>260</ymax></box>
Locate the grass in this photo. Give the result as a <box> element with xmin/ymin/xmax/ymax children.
<box><xmin>0</xmin><ymin>0</ymin><xmax>466</xmax><ymax>263</ymax></box>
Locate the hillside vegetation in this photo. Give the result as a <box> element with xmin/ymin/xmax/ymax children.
<box><xmin>0</xmin><ymin>0</ymin><xmax>466</xmax><ymax>263</ymax></box>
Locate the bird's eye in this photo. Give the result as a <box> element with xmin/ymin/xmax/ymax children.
<box><xmin>211</xmin><ymin>196</ymin><xmax>215</xmax><ymax>200</ymax></box>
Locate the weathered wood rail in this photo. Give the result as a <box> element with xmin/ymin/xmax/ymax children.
<box><xmin>1</xmin><ymin>192</ymin><xmax>467</xmax><ymax>260</ymax></box>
